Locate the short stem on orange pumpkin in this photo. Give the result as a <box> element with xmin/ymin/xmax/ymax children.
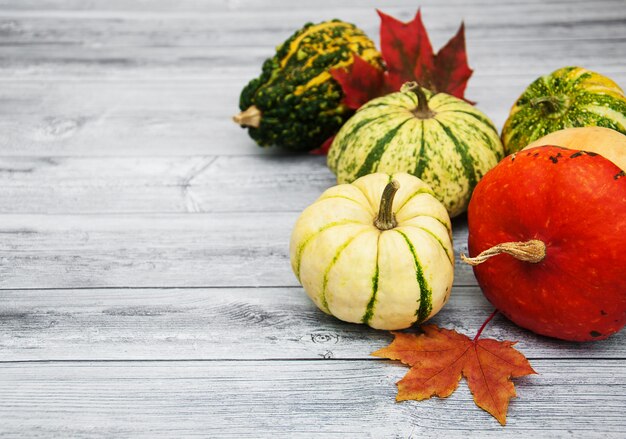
<box><xmin>233</xmin><ymin>105</ymin><xmax>262</xmax><ymax>128</ymax></box>
<box><xmin>473</xmin><ymin>309</ymin><xmax>499</xmax><ymax>342</ymax></box>
<box><xmin>374</xmin><ymin>180</ymin><xmax>400</xmax><ymax>230</ymax></box>
<box><xmin>401</xmin><ymin>81</ymin><xmax>435</xmax><ymax>119</ymax></box>
<box><xmin>461</xmin><ymin>239</ymin><xmax>546</xmax><ymax>266</ymax></box>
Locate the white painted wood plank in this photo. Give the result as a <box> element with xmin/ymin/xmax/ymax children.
<box><xmin>1</xmin><ymin>2</ymin><xmax>624</xmax><ymax>48</ymax></box>
<box><xmin>0</xmin><ymin>1</ymin><xmax>622</xmax><ymax>436</ymax></box>
<box><xmin>0</xmin><ymin>359</ymin><xmax>624</xmax><ymax>437</ymax></box>
<box><xmin>1</xmin><ymin>71</ymin><xmax>625</xmax><ymax>157</ymax></box>
<box><xmin>0</xmin><ymin>0</ymin><xmax>611</xmax><ymax>13</ymax></box>
<box><xmin>1</xmin><ymin>286</ymin><xmax>624</xmax><ymax>361</ymax></box>
<box><xmin>0</xmin><ymin>155</ymin><xmax>334</xmax><ymax>213</ymax></box>
<box><xmin>0</xmin><ymin>213</ymin><xmax>476</xmax><ymax>289</ymax></box>
<box><xmin>0</xmin><ymin>79</ymin><xmax>263</xmax><ymax>156</ymax></box>
<box><xmin>1</xmin><ymin>38</ymin><xmax>624</xmax><ymax>80</ymax></box>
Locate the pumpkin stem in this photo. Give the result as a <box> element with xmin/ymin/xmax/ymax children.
<box><xmin>530</xmin><ymin>96</ymin><xmax>568</xmax><ymax>116</ymax></box>
<box><xmin>461</xmin><ymin>239</ymin><xmax>546</xmax><ymax>266</ymax></box>
<box><xmin>233</xmin><ymin>105</ymin><xmax>262</xmax><ymax>128</ymax></box>
<box><xmin>374</xmin><ymin>180</ymin><xmax>400</xmax><ymax>230</ymax></box>
<box><xmin>401</xmin><ymin>81</ymin><xmax>435</xmax><ymax>119</ymax></box>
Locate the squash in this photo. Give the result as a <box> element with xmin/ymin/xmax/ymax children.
<box><xmin>502</xmin><ymin>67</ymin><xmax>626</xmax><ymax>155</ymax></box>
<box><xmin>233</xmin><ymin>20</ymin><xmax>382</xmax><ymax>151</ymax></box>
<box><xmin>463</xmin><ymin>146</ymin><xmax>626</xmax><ymax>341</ymax></box>
<box><xmin>290</xmin><ymin>172</ymin><xmax>454</xmax><ymax>330</ymax></box>
<box><xmin>327</xmin><ymin>82</ymin><xmax>504</xmax><ymax>217</ymax></box>
<box><xmin>524</xmin><ymin>126</ymin><xmax>626</xmax><ymax>171</ymax></box>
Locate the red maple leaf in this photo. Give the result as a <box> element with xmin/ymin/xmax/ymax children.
<box><xmin>378</xmin><ymin>9</ymin><xmax>436</xmax><ymax>92</ymax></box>
<box><xmin>330</xmin><ymin>8</ymin><xmax>474</xmax><ymax>111</ymax></box>
<box><xmin>309</xmin><ymin>135</ymin><xmax>335</xmax><ymax>155</ymax></box>
<box><xmin>433</xmin><ymin>22</ymin><xmax>474</xmax><ymax>102</ymax></box>
<box><xmin>331</xmin><ymin>55</ymin><xmax>386</xmax><ymax>111</ymax></box>
<box><xmin>372</xmin><ymin>312</ymin><xmax>536</xmax><ymax>425</ymax></box>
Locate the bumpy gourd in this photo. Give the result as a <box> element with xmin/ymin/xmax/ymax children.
<box><xmin>290</xmin><ymin>172</ymin><xmax>454</xmax><ymax>330</ymax></box>
<box><xmin>327</xmin><ymin>82</ymin><xmax>504</xmax><ymax>217</ymax></box>
<box><xmin>234</xmin><ymin>20</ymin><xmax>382</xmax><ymax>151</ymax></box>
<box><xmin>502</xmin><ymin>66</ymin><xmax>626</xmax><ymax>155</ymax></box>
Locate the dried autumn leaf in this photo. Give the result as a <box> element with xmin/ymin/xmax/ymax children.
<box><xmin>309</xmin><ymin>135</ymin><xmax>335</xmax><ymax>155</ymax></box>
<box><xmin>331</xmin><ymin>55</ymin><xmax>386</xmax><ymax>111</ymax></box>
<box><xmin>330</xmin><ymin>8</ymin><xmax>473</xmax><ymax>111</ymax></box>
<box><xmin>378</xmin><ymin>9</ymin><xmax>435</xmax><ymax>92</ymax></box>
<box><xmin>372</xmin><ymin>325</ymin><xmax>536</xmax><ymax>425</ymax></box>
<box><xmin>432</xmin><ymin>23</ymin><xmax>474</xmax><ymax>103</ymax></box>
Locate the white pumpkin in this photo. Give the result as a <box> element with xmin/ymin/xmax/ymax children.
<box><xmin>290</xmin><ymin>172</ymin><xmax>454</xmax><ymax>330</ymax></box>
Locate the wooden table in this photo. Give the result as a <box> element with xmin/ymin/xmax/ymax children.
<box><xmin>1</xmin><ymin>1</ymin><xmax>625</xmax><ymax>437</ymax></box>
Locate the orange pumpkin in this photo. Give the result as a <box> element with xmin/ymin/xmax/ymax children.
<box><xmin>524</xmin><ymin>126</ymin><xmax>626</xmax><ymax>170</ymax></box>
<box><xmin>465</xmin><ymin>146</ymin><xmax>626</xmax><ymax>341</ymax></box>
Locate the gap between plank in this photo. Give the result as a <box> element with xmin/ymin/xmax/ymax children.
<box><xmin>0</xmin><ymin>357</ymin><xmax>623</xmax><ymax>365</ymax></box>
<box><xmin>0</xmin><ymin>283</ymin><xmax>480</xmax><ymax>291</ymax></box>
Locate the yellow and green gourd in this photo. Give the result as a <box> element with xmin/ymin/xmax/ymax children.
<box><xmin>290</xmin><ymin>172</ymin><xmax>454</xmax><ymax>330</ymax></box>
<box><xmin>327</xmin><ymin>82</ymin><xmax>504</xmax><ymax>217</ymax></box>
<box><xmin>502</xmin><ymin>66</ymin><xmax>626</xmax><ymax>154</ymax></box>
<box><xmin>233</xmin><ymin>20</ymin><xmax>382</xmax><ymax>151</ymax></box>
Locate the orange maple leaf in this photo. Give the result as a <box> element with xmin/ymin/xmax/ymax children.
<box><xmin>372</xmin><ymin>322</ymin><xmax>536</xmax><ymax>425</ymax></box>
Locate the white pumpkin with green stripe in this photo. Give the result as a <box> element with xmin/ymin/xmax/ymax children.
<box><xmin>327</xmin><ymin>82</ymin><xmax>504</xmax><ymax>217</ymax></box>
<box><xmin>289</xmin><ymin>172</ymin><xmax>454</xmax><ymax>330</ymax></box>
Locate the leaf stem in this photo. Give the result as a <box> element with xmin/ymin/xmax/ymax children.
<box><xmin>473</xmin><ymin>309</ymin><xmax>499</xmax><ymax>342</ymax></box>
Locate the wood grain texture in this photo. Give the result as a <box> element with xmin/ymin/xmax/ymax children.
<box><xmin>0</xmin><ymin>1</ymin><xmax>625</xmax><ymax>83</ymax></box>
<box><xmin>0</xmin><ymin>360</ymin><xmax>625</xmax><ymax>438</ymax></box>
<box><xmin>0</xmin><ymin>0</ymin><xmax>625</xmax><ymax>436</ymax></box>
<box><xmin>1</xmin><ymin>286</ymin><xmax>624</xmax><ymax>361</ymax></box>
<box><xmin>0</xmin><ymin>0</ymin><xmax>617</xmax><ymax>12</ymax></box>
<box><xmin>1</xmin><ymin>2</ymin><xmax>625</xmax><ymax>47</ymax></box>
<box><xmin>0</xmin><ymin>155</ymin><xmax>334</xmax><ymax>213</ymax></box>
<box><xmin>1</xmin><ymin>39</ymin><xmax>624</xmax><ymax>81</ymax></box>
<box><xmin>0</xmin><ymin>213</ymin><xmax>479</xmax><ymax>289</ymax></box>
<box><xmin>2</xmin><ymin>73</ymin><xmax>626</xmax><ymax>158</ymax></box>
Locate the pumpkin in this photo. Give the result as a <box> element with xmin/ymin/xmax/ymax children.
<box><xmin>290</xmin><ymin>172</ymin><xmax>454</xmax><ymax>330</ymax></box>
<box><xmin>233</xmin><ymin>20</ymin><xmax>382</xmax><ymax>151</ymax></box>
<box><xmin>327</xmin><ymin>82</ymin><xmax>504</xmax><ymax>217</ymax></box>
<box><xmin>463</xmin><ymin>146</ymin><xmax>626</xmax><ymax>341</ymax></box>
<box><xmin>524</xmin><ymin>126</ymin><xmax>626</xmax><ymax>171</ymax></box>
<box><xmin>502</xmin><ymin>66</ymin><xmax>626</xmax><ymax>155</ymax></box>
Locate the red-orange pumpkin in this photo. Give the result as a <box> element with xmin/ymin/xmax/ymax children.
<box><xmin>465</xmin><ymin>145</ymin><xmax>626</xmax><ymax>341</ymax></box>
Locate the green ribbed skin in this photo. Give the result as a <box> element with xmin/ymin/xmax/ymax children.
<box><xmin>502</xmin><ymin>66</ymin><xmax>626</xmax><ymax>155</ymax></box>
<box><xmin>327</xmin><ymin>86</ymin><xmax>504</xmax><ymax>217</ymax></box>
<box><xmin>238</xmin><ymin>20</ymin><xmax>381</xmax><ymax>151</ymax></box>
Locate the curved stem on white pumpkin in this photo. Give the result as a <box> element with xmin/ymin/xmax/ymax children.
<box><xmin>374</xmin><ymin>180</ymin><xmax>400</xmax><ymax>231</ymax></box>
<box><xmin>460</xmin><ymin>239</ymin><xmax>546</xmax><ymax>266</ymax></box>
<box><xmin>233</xmin><ymin>105</ymin><xmax>262</xmax><ymax>128</ymax></box>
<box><xmin>401</xmin><ymin>81</ymin><xmax>435</xmax><ymax>119</ymax></box>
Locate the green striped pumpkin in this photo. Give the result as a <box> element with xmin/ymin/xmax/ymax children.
<box><xmin>502</xmin><ymin>66</ymin><xmax>626</xmax><ymax>155</ymax></box>
<box><xmin>290</xmin><ymin>172</ymin><xmax>454</xmax><ymax>330</ymax></box>
<box><xmin>327</xmin><ymin>83</ymin><xmax>504</xmax><ymax>217</ymax></box>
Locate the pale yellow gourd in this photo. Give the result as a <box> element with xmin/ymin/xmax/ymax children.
<box><xmin>524</xmin><ymin>126</ymin><xmax>626</xmax><ymax>171</ymax></box>
<box><xmin>289</xmin><ymin>172</ymin><xmax>454</xmax><ymax>330</ymax></box>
